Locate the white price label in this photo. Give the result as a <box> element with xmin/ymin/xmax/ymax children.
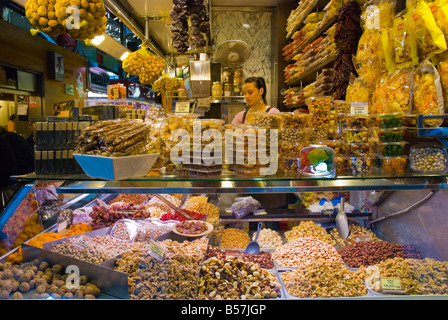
<box><xmin>350</xmin><ymin>102</ymin><xmax>369</xmax><ymax>115</ymax></box>
<box><xmin>72</xmin><ymin>235</ymin><xmax>93</xmax><ymax>250</ymax></box>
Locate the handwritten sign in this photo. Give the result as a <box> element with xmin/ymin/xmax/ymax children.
<box><xmin>149</xmin><ymin>240</ymin><xmax>165</xmax><ymax>260</ymax></box>
<box><xmin>380</xmin><ymin>278</ymin><xmax>404</xmax><ymax>294</ymax></box>
<box><xmin>175</xmin><ymin>101</ymin><xmax>190</xmax><ymax>113</ymax></box>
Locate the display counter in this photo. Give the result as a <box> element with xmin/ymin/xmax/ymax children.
<box><xmin>1</xmin><ymin>171</ymin><xmax>448</xmax><ymax>300</ymax></box>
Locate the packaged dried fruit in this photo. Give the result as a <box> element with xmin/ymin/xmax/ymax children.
<box><xmin>305</xmin><ymin>96</ymin><xmax>333</xmax><ymax>113</ymax></box>
<box><xmin>280</xmin><ymin>112</ymin><xmax>307</xmax><ymax>129</ymax></box>
<box><xmin>408</xmin><ymin>0</ymin><xmax>447</xmax><ymax>59</ymax></box>
<box><xmin>332</xmin><ymin>100</ymin><xmax>351</xmax><ymax>114</ymax></box>
<box><xmin>253</xmin><ymin>112</ymin><xmax>281</xmax><ymax>129</ymax></box>
<box><xmin>378</xmin><ymin>142</ymin><xmax>407</xmax><ymax>157</ymax></box>
<box><xmin>374</xmin><ymin>128</ymin><xmax>405</xmax><ymax>142</ymax></box>
<box><xmin>380</xmin><ymin>156</ymin><xmax>408</xmax><ymax>172</ymax></box>
<box><xmin>392</xmin><ymin>12</ymin><xmax>418</xmax><ymax>67</ymax></box>
<box><xmin>342</xmin><ymin>128</ymin><xmax>371</xmax><ymax>143</ymax></box>
<box><xmin>345</xmin><ymin>115</ymin><xmax>373</xmax><ymax>129</ymax></box>
<box><xmin>376</xmin><ymin>113</ymin><xmax>403</xmax><ymax>128</ymax></box>
<box><xmin>346</xmin><ymin>76</ymin><xmax>373</xmax><ymax>102</ymax></box>
<box><xmin>348</xmin><ymin>143</ymin><xmax>373</xmax><ymax>157</ymax></box>
<box><xmin>371</xmin><ymin>68</ymin><xmax>413</xmax><ymax>114</ymax></box>
<box><xmin>412</xmin><ymin>59</ymin><xmax>445</xmax><ymax>127</ymax></box>
<box><xmin>348</xmin><ymin>156</ymin><xmax>373</xmax><ymax>175</ymax></box>
<box><xmin>437</xmin><ymin>53</ymin><xmax>448</xmax><ymax>112</ymax></box>
<box><xmin>307</xmin><ymin>112</ymin><xmax>336</xmax><ymax>128</ymax></box>
<box><xmin>281</xmin><ymin>157</ymin><xmax>300</xmax><ymax>176</ymax></box>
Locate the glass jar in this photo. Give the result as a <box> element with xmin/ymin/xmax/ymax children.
<box><xmin>212</xmin><ymin>82</ymin><xmax>223</xmax><ymax>98</ymax></box>
<box><xmin>223</xmin><ymin>82</ymin><xmax>232</xmax><ymax>97</ymax></box>
<box><xmin>222</xmin><ymin>67</ymin><xmax>232</xmax><ymax>83</ymax></box>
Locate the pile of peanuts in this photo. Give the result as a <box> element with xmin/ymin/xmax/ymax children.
<box><xmin>197</xmin><ymin>256</ymin><xmax>281</xmax><ymax>300</ymax></box>
<box><xmin>205</xmin><ymin>246</ymin><xmax>274</xmax><ymax>269</ymax></box>
<box><xmin>281</xmin><ymin>260</ymin><xmax>367</xmax><ymax>298</ymax></box>
<box><xmin>330</xmin><ymin>224</ymin><xmax>382</xmax><ymax>248</ymax></box>
<box><xmin>252</xmin><ymin>228</ymin><xmax>284</xmax><ymax>248</ymax></box>
<box><xmin>338</xmin><ymin>241</ymin><xmax>421</xmax><ymax>268</ymax></box>
<box><xmin>358</xmin><ymin>257</ymin><xmax>448</xmax><ymax>295</ymax></box>
<box><xmin>285</xmin><ymin>221</ymin><xmax>336</xmax><ymax>246</ymax></box>
<box><xmin>215</xmin><ymin>228</ymin><xmax>250</xmax><ymax>249</ymax></box>
<box><xmin>272</xmin><ymin>236</ymin><xmax>343</xmax><ymax>268</ymax></box>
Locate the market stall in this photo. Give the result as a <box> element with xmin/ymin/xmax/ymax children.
<box><xmin>2</xmin><ymin>0</ymin><xmax>448</xmax><ymax>303</ymax></box>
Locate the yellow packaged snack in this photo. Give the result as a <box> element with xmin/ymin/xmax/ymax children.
<box><xmin>305</xmin><ymin>11</ymin><xmax>326</xmax><ymax>23</ymax></box>
<box><xmin>409</xmin><ymin>0</ymin><xmax>447</xmax><ymax>59</ymax></box>
<box><xmin>393</xmin><ymin>13</ymin><xmax>419</xmax><ymax>67</ymax></box>
<box><xmin>436</xmin><ymin>52</ymin><xmax>448</xmax><ymax>111</ymax></box>
<box><xmin>413</xmin><ymin>59</ymin><xmax>445</xmax><ymax>126</ymax></box>
<box><xmin>380</xmin><ymin>28</ymin><xmax>396</xmax><ymax>72</ymax></box>
<box><xmin>346</xmin><ymin>76</ymin><xmax>372</xmax><ymax>102</ymax></box>
<box><xmin>427</xmin><ymin>0</ymin><xmax>448</xmax><ymax>40</ymax></box>
<box><xmin>371</xmin><ymin>68</ymin><xmax>413</xmax><ymax>114</ymax></box>
<box><xmin>362</xmin><ymin>0</ymin><xmax>396</xmax><ymax>30</ymax></box>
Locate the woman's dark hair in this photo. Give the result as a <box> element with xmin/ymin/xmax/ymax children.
<box><xmin>9</xmin><ymin>114</ymin><xmax>16</xmax><ymax>121</ymax></box>
<box><xmin>244</xmin><ymin>77</ymin><xmax>267</xmax><ymax>103</ymax></box>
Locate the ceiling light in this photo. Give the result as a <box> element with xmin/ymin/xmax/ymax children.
<box><xmin>90</xmin><ymin>34</ymin><xmax>105</xmax><ymax>45</ymax></box>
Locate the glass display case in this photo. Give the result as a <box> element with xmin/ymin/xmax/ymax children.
<box><xmin>1</xmin><ymin>170</ymin><xmax>448</xmax><ymax>300</ymax></box>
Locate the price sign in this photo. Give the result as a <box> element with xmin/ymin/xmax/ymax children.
<box><xmin>149</xmin><ymin>240</ymin><xmax>165</xmax><ymax>260</ymax></box>
<box><xmin>354</xmin><ymin>235</ymin><xmax>371</xmax><ymax>242</ymax></box>
<box><xmin>175</xmin><ymin>101</ymin><xmax>190</xmax><ymax>113</ymax></box>
<box><xmin>350</xmin><ymin>102</ymin><xmax>369</xmax><ymax>115</ymax></box>
<box><xmin>72</xmin><ymin>235</ymin><xmax>93</xmax><ymax>250</ymax></box>
<box><xmin>380</xmin><ymin>278</ymin><xmax>404</xmax><ymax>294</ymax></box>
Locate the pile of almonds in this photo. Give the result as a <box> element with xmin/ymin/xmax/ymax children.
<box><xmin>338</xmin><ymin>241</ymin><xmax>421</xmax><ymax>268</ymax></box>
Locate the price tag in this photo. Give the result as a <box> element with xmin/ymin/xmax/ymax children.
<box><xmin>350</xmin><ymin>102</ymin><xmax>369</xmax><ymax>115</ymax></box>
<box><xmin>354</xmin><ymin>235</ymin><xmax>371</xmax><ymax>242</ymax></box>
<box><xmin>149</xmin><ymin>240</ymin><xmax>165</xmax><ymax>260</ymax></box>
<box><xmin>175</xmin><ymin>101</ymin><xmax>190</xmax><ymax>113</ymax></box>
<box><xmin>72</xmin><ymin>235</ymin><xmax>93</xmax><ymax>250</ymax></box>
<box><xmin>380</xmin><ymin>278</ymin><xmax>404</xmax><ymax>294</ymax></box>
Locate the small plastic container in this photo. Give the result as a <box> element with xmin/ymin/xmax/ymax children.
<box><xmin>332</xmin><ymin>100</ymin><xmax>351</xmax><ymax>114</ymax></box>
<box><xmin>281</xmin><ymin>112</ymin><xmax>308</xmax><ymax>129</ymax></box>
<box><xmin>376</xmin><ymin>113</ymin><xmax>403</xmax><ymax>129</ymax></box>
<box><xmin>110</xmin><ymin>219</ymin><xmax>139</xmax><ymax>243</ymax></box>
<box><xmin>347</xmin><ymin>156</ymin><xmax>373</xmax><ymax>175</ymax></box>
<box><xmin>375</xmin><ymin>127</ymin><xmax>405</xmax><ymax>143</ymax></box>
<box><xmin>380</xmin><ymin>156</ymin><xmax>408</xmax><ymax>172</ymax></box>
<box><xmin>348</xmin><ymin>143</ymin><xmax>372</xmax><ymax>157</ymax></box>
<box><xmin>307</xmin><ymin>127</ymin><xmax>341</xmax><ymax>142</ymax></box>
<box><xmin>307</xmin><ymin>112</ymin><xmax>336</xmax><ymax>128</ymax></box>
<box><xmin>345</xmin><ymin>115</ymin><xmax>373</xmax><ymax>129</ymax></box>
<box><xmin>410</xmin><ymin>142</ymin><xmax>448</xmax><ymax>173</ymax></box>
<box><xmin>342</xmin><ymin>128</ymin><xmax>371</xmax><ymax>143</ymax></box>
<box><xmin>280</xmin><ymin>128</ymin><xmax>308</xmax><ymax>145</ymax></box>
<box><xmin>281</xmin><ymin>157</ymin><xmax>300</xmax><ymax>176</ymax></box>
<box><xmin>280</xmin><ymin>145</ymin><xmax>305</xmax><ymax>158</ymax></box>
<box><xmin>378</xmin><ymin>142</ymin><xmax>407</xmax><ymax>157</ymax></box>
<box><xmin>253</xmin><ymin>112</ymin><xmax>281</xmax><ymax>129</ymax></box>
<box><xmin>306</xmin><ymin>96</ymin><xmax>333</xmax><ymax>113</ymax></box>
<box><xmin>298</xmin><ymin>145</ymin><xmax>336</xmax><ymax>177</ymax></box>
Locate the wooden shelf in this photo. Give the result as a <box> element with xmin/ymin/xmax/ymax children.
<box><xmin>285</xmin><ymin>56</ymin><xmax>336</xmax><ymax>86</ymax></box>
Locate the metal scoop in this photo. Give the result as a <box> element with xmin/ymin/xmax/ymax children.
<box><xmin>245</xmin><ymin>222</ymin><xmax>263</xmax><ymax>254</ymax></box>
<box><xmin>335</xmin><ymin>198</ymin><xmax>349</xmax><ymax>240</ymax></box>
